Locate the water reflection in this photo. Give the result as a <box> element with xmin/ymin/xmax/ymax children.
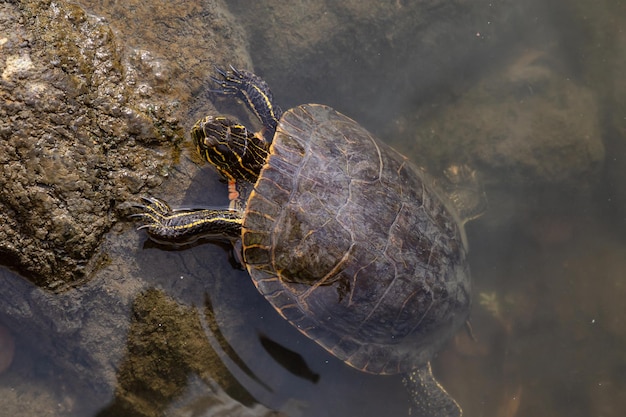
<box><xmin>95</xmin><ymin>288</ymin><xmax>268</xmax><ymax>417</ymax></box>
<box><xmin>125</xmin><ymin>236</ymin><xmax>412</xmax><ymax>417</ymax></box>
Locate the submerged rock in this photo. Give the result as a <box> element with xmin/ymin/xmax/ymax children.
<box><xmin>397</xmin><ymin>48</ymin><xmax>604</xmax><ymax>189</ymax></box>
<box><xmin>227</xmin><ymin>0</ymin><xmax>533</xmax><ymax>128</ymax></box>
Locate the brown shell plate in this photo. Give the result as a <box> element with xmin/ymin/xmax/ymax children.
<box><xmin>241</xmin><ymin>104</ymin><xmax>470</xmax><ymax>375</ymax></box>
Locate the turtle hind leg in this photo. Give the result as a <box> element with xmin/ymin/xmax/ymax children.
<box><xmin>403</xmin><ymin>362</ymin><xmax>462</xmax><ymax>417</ymax></box>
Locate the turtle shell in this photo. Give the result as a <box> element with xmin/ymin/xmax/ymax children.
<box><xmin>241</xmin><ymin>104</ymin><xmax>470</xmax><ymax>375</ymax></box>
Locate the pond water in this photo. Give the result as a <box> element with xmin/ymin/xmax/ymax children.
<box><xmin>1</xmin><ymin>0</ymin><xmax>625</xmax><ymax>416</ymax></box>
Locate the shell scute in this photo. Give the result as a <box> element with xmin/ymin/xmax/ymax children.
<box><xmin>242</xmin><ymin>104</ymin><xmax>470</xmax><ymax>374</ymax></box>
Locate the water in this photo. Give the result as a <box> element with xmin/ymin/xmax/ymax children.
<box><xmin>1</xmin><ymin>0</ymin><xmax>625</xmax><ymax>416</ymax></box>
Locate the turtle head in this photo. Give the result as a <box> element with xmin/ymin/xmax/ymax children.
<box><xmin>191</xmin><ymin>116</ymin><xmax>269</xmax><ymax>183</ymax></box>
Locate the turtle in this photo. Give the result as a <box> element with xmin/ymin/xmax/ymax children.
<box><xmin>133</xmin><ymin>66</ymin><xmax>483</xmax><ymax>416</ymax></box>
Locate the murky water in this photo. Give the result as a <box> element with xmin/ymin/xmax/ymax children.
<box><xmin>1</xmin><ymin>0</ymin><xmax>625</xmax><ymax>416</ymax></box>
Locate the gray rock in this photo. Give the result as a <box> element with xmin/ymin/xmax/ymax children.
<box><xmin>394</xmin><ymin>48</ymin><xmax>604</xmax><ymax>188</ymax></box>
<box><xmin>226</xmin><ymin>0</ymin><xmax>534</xmax><ymax>128</ymax></box>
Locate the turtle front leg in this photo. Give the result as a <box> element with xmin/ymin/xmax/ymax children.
<box><xmin>131</xmin><ymin>197</ymin><xmax>242</xmax><ymax>245</ymax></box>
<box><xmin>210</xmin><ymin>66</ymin><xmax>283</xmax><ymax>140</ymax></box>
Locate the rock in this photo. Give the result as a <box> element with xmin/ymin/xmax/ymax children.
<box><xmin>0</xmin><ymin>0</ymin><xmax>250</xmax><ymax>288</ymax></box>
<box><xmin>226</xmin><ymin>0</ymin><xmax>534</xmax><ymax>129</ymax></box>
<box><xmin>588</xmin><ymin>2</ymin><xmax>626</xmax><ymax>234</ymax></box>
<box><xmin>79</xmin><ymin>0</ymin><xmax>252</xmax><ymax>120</ymax></box>
<box><xmin>222</xmin><ymin>1</ymin><xmax>606</xmax><ymax>193</ymax></box>
<box><xmin>0</xmin><ymin>0</ymin><xmax>269</xmax><ymax>414</ymax></box>
<box><xmin>0</xmin><ymin>0</ymin><xmax>177</xmax><ymax>287</ymax></box>
<box><xmin>97</xmin><ymin>288</ymin><xmax>284</xmax><ymax>417</ymax></box>
<box><xmin>392</xmin><ymin>48</ymin><xmax>604</xmax><ymax>189</ymax></box>
<box><xmin>0</xmin><ymin>218</ymin><xmax>279</xmax><ymax>414</ymax></box>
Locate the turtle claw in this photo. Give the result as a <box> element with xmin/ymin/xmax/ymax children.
<box><xmin>129</xmin><ymin>196</ymin><xmax>174</xmax><ymax>233</ymax></box>
<box><xmin>208</xmin><ymin>66</ymin><xmax>243</xmax><ymax>96</ymax></box>
<box><xmin>214</xmin><ymin>65</ymin><xmax>228</xmax><ymax>76</ymax></box>
<box><xmin>129</xmin><ymin>196</ymin><xmax>166</xmax><ymax>210</ymax></box>
<box><xmin>140</xmin><ymin>196</ymin><xmax>172</xmax><ymax>214</ymax></box>
<box><xmin>214</xmin><ymin>64</ymin><xmax>242</xmax><ymax>78</ymax></box>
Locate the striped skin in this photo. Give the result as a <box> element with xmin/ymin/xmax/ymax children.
<box><xmin>211</xmin><ymin>66</ymin><xmax>283</xmax><ymax>141</ymax></box>
<box><xmin>191</xmin><ymin>116</ymin><xmax>269</xmax><ymax>184</ymax></box>
<box><xmin>133</xmin><ymin>197</ymin><xmax>242</xmax><ymax>245</ymax></box>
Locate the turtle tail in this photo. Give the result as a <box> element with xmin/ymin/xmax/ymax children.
<box><xmin>403</xmin><ymin>362</ymin><xmax>462</xmax><ymax>417</ymax></box>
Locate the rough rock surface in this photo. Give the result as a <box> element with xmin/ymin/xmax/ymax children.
<box><xmin>0</xmin><ymin>0</ymin><xmax>250</xmax><ymax>288</ymax></box>
<box><xmin>0</xmin><ymin>0</ymin><xmax>269</xmax><ymax>411</ymax></box>
<box><xmin>0</xmin><ymin>0</ymin><xmax>180</xmax><ymax>288</ymax></box>
<box><xmin>79</xmin><ymin>0</ymin><xmax>252</xmax><ymax>120</ymax></box>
